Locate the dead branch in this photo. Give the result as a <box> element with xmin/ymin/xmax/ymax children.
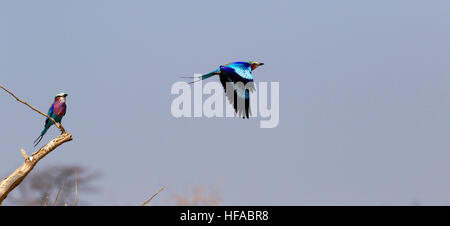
<box><xmin>75</xmin><ymin>168</ymin><xmax>78</xmax><ymax>206</ymax></box>
<box><xmin>44</xmin><ymin>196</ymin><xmax>49</xmax><ymax>206</ymax></box>
<box><xmin>142</xmin><ymin>186</ymin><xmax>166</xmax><ymax>206</ymax></box>
<box><xmin>0</xmin><ymin>85</ymin><xmax>73</xmax><ymax>205</ymax></box>
<box><xmin>52</xmin><ymin>185</ymin><xmax>63</xmax><ymax>206</ymax></box>
<box><xmin>0</xmin><ymin>85</ymin><xmax>65</xmax><ymax>133</ymax></box>
<box><xmin>0</xmin><ymin>133</ymin><xmax>73</xmax><ymax>205</ymax></box>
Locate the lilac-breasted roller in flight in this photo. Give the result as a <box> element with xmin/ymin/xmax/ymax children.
<box><xmin>185</xmin><ymin>61</ymin><xmax>264</xmax><ymax>118</ymax></box>
<box><xmin>33</xmin><ymin>93</ymin><xmax>68</xmax><ymax>147</ymax></box>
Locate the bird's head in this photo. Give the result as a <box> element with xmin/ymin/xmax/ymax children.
<box><xmin>55</xmin><ymin>93</ymin><xmax>68</xmax><ymax>102</ymax></box>
<box><xmin>248</xmin><ymin>61</ymin><xmax>264</xmax><ymax>70</ymax></box>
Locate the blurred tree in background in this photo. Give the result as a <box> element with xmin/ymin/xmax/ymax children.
<box><xmin>170</xmin><ymin>184</ymin><xmax>222</xmax><ymax>206</ymax></box>
<box><xmin>4</xmin><ymin>165</ymin><xmax>100</xmax><ymax>206</ymax></box>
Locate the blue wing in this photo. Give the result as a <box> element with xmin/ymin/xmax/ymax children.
<box><xmin>45</xmin><ymin>103</ymin><xmax>55</xmax><ymax>125</ymax></box>
<box><xmin>219</xmin><ymin>70</ymin><xmax>256</xmax><ymax>118</ymax></box>
<box><xmin>221</xmin><ymin>62</ymin><xmax>253</xmax><ymax>81</ymax></box>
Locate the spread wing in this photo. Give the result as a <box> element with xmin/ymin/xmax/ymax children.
<box><xmin>222</xmin><ymin>62</ymin><xmax>254</xmax><ymax>81</ymax></box>
<box><xmin>219</xmin><ymin>64</ymin><xmax>256</xmax><ymax>118</ymax></box>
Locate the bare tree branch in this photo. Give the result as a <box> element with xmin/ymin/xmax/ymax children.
<box><xmin>0</xmin><ymin>133</ymin><xmax>73</xmax><ymax>205</ymax></box>
<box><xmin>0</xmin><ymin>85</ymin><xmax>73</xmax><ymax>205</ymax></box>
<box><xmin>142</xmin><ymin>186</ymin><xmax>166</xmax><ymax>206</ymax></box>
<box><xmin>75</xmin><ymin>168</ymin><xmax>78</xmax><ymax>206</ymax></box>
<box><xmin>52</xmin><ymin>185</ymin><xmax>63</xmax><ymax>206</ymax></box>
<box><xmin>44</xmin><ymin>195</ymin><xmax>49</xmax><ymax>206</ymax></box>
<box><xmin>0</xmin><ymin>85</ymin><xmax>65</xmax><ymax>133</ymax></box>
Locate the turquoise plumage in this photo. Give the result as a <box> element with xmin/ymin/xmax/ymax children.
<box><xmin>188</xmin><ymin>61</ymin><xmax>264</xmax><ymax>118</ymax></box>
<box><xmin>222</xmin><ymin>62</ymin><xmax>254</xmax><ymax>80</ymax></box>
<box><xmin>33</xmin><ymin>93</ymin><xmax>68</xmax><ymax>147</ymax></box>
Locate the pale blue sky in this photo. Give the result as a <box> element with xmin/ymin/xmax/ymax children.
<box><xmin>1</xmin><ymin>0</ymin><xmax>449</xmax><ymax>205</ymax></box>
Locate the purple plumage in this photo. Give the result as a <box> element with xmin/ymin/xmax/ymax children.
<box><xmin>52</xmin><ymin>98</ymin><xmax>67</xmax><ymax>117</ymax></box>
<box><xmin>33</xmin><ymin>93</ymin><xmax>68</xmax><ymax>147</ymax></box>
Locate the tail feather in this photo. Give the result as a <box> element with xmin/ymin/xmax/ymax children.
<box><xmin>33</xmin><ymin>126</ymin><xmax>49</xmax><ymax>147</ymax></box>
<box><xmin>181</xmin><ymin>71</ymin><xmax>219</xmax><ymax>84</ymax></box>
<box><xmin>33</xmin><ymin>135</ymin><xmax>43</xmax><ymax>147</ymax></box>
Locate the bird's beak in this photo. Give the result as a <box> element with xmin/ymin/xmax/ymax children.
<box><xmin>64</xmin><ymin>94</ymin><xmax>68</xmax><ymax>97</ymax></box>
<box><xmin>259</xmin><ymin>63</ymin><xmax>264</xmax><ymax>66</ymax></box>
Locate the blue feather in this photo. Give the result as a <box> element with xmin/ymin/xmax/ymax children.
<box><xmin>222</xmin><ymin>62</ymin><xmax>253</xmax><ymax>80</ymax></box>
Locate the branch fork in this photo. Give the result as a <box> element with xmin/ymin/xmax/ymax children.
<box><xmin>0</xmin><ymin>84</ymin><xmax>73</xmax><ymax>205</ymax></box>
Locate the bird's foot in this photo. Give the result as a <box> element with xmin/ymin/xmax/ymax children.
<box><xmin>55</xmin><ymin>122</ymin><xmax>65</xmax><ymax>133</ymax></box>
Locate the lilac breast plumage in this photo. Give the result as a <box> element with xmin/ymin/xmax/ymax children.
<box><xmin>52</xmin><ymin>100</ymin><xmax>66</xmax><ymax>116</ymax></box>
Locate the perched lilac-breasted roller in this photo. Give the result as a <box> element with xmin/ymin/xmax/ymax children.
<box><xmin>185</xmin><ymin>61</ymin><xmax>264</xmax><ymax>118</ymax></box>
<box><xmin>33</xmin><ymin>93</ymin><xmax>68</xmax><ymax>147</ymax></box>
